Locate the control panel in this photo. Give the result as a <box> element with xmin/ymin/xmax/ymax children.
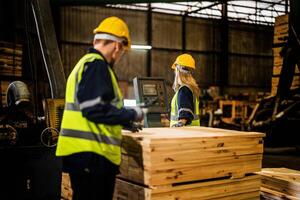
<box><xmin>133</xmin><ymin>77</ymin><xmax>168</xmax><ymax>113</ymax></box>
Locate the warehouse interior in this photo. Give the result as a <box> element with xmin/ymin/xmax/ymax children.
<box><xmin>0</xmin><ymin>0</ymin><xmax>299</xmax><ymax>199</ymax></box>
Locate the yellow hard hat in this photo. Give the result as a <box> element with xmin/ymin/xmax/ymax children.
<box><xmin>172</xmin><ymin>54</ymin><xmax>195</xmax><ymax>70</ymax></box>
<box><xmin>93</xmin><ymin>16</ymin><xmax>131</xmax><ymax>50</ymax></box>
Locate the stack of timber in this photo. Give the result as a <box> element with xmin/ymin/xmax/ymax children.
<box><xmin>259</xmin><ymin>168</ymin><xmax>300</xmax><ymax>200</ymax></box>
<box><xmin>272</xmin><ymin>14</ymin><xmax>300</xmax><ymax>95</ymax></box>
<box><xmin>0</xmin><ymin>80</ymin><xmax>10</xmax><ymax>107</ymax></box>
<box><xmin>0</xmin><ymin>41</ymin><xmax>22</xmax><ymax>77</ymax></box>
<box><xmin>114</xmin><ymin>127</ymin><xmax>264</xmax><ymax>200</ymax></box>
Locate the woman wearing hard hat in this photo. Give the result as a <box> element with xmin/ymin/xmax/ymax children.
<box><xmin>170</xmin><ymin>54</ymin><xmax>200</xmax><ymax>127</ymax></box>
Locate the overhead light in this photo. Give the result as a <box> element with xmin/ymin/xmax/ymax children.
<box><xmin>131</xmin><ymin>44</ymin><xmax>152</xmax><ymax>50</ymax></box>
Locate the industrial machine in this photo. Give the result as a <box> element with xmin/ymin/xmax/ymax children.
<box><xmin>247</xmin><ymin>0</ymin><xmax>300</xmax><ymax>147</ymax></box>
<box><xmin>0</xmin><ymin>0</ymin><xmax>65</xmax><ymax>198</ymax></box>
<box><xmin>133</xmin><ymin>77</ymin><xmax>169</xmax><ymax>127</ymax></box>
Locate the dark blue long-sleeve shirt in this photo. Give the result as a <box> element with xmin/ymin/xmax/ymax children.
<box><xmin>76</xmin><ymin>48</ymin><xmax>136</xmax><ymax>127</ymax></box>
<box><xmin>177</xmin><ymin>86</ymin><xmax>194</xmax><ymax>125</ymax></box>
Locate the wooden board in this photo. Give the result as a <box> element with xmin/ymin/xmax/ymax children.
<box><xmin>274</xmin><ymin>14</ymin><xmax>288</xmax><ymax>26</ymax></box>
<box><xmin>0</xmin><ymin>81</ymin><xmax>10</xmax><ymax>106</ymax></box>
<box><xmin>258</xmin><ymin>168</ymin><xmax>300</xmax><ymax>200</ymax></box>
<box><xmin>273</xmin><ymin>14</ymin><xmax>288</xmax><ymax>45</ymax></box>
<box><xmin>0</xmin><ymin>58</ymin><xmax>22</xmax><ymax>66</ymax></box>
<box><xmin>120</xmin><ymin>127</ymin><xmax>264</xmax><ymax>186</ymax></box>
<box><xmin>113</xmin><ymin>174</ymin><xmax>261</xmax><ymax>200</ymax></box>
<box><xmin>0</xmin><ymin>65</ymin><xmax>22</xmax><ymax>77</ymax></box>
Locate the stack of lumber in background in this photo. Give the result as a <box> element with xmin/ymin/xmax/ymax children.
<box><xmin>0</xmin><ymin>41</ymin><xmax>22</xmax><ymax>77</ymax></box>
<box><xmin>259</xmin><ymin>168</ymin><xmax>300</xmax><ymax>200</ymax></box>
<box><xmin>0</xmin><ymin>80</ymin><xmax>10</xmax><ymax>107</ymax></box>
<box><xmin>272</xmin><ymin>14</ymin><xmax>300</xmax><ymax>96</ymax></box>
<box><xmin>114</xmin><ymin>127</ymin><xmax>264</xmax><ymax>200</ymax></box>
<box><xmin>0</xmin><ymin>41</ymin><xmax>22</xmax><ymax>107</ymax></box>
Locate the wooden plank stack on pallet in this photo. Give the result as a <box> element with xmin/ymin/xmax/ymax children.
<box><xmin>0</xmin><ymin>41</ymin><xmax>22</xmax><ymax>77</ymax></box>
<box><xmin>271</xmin><ymin>14</ymin><xmax>300</xmax><ymax>95</ymax></box>
<box><xmin>258</xmin><ymin>168</ymin><xmax>300</xmax><ymax>200</ymax></box>
<box><xmin>114</xmin><ymin>127</ymin><xmax>265</xmax><ymax>200</ymax></box>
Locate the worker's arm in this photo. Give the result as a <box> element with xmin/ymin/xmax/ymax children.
<box><xmin>177</xmin><ymin>86</ymin><xmax>194</xmax><ymax>125</ymax></box>
<box><xmin>76</xmin><ymin>59</ymin><xmax>137</xmax><ymax>127</ymax></box>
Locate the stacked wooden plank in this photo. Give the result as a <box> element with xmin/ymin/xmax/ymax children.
<box><xmin>114</xmin><ymin>127</ymin><xmax>264</xmax><ymax>199</ymax></box>
<box><xmin>0</xmin><ymin>41</ymin><xmax>22</xmax><ymax>77</ymax></box>
<box><xmin>259</xmin><ymin>168</ymin><xmax>300</xmax><ymax>200</ymax></box>
<box><xmin>271</xmin><ymin>14</ymin><xmax>300</xmax><ymax>95</ymax></box>
<box><xmin>0</xmin><ymin>80</ymin><xmax>10</xmax><ymax>107</ymax></box>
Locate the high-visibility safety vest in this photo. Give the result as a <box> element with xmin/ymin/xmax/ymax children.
<box><xmin>170</xmin><ymin>85</ymin><xmax>200</xmax><ymax>127</ymax></box>
<box><xmin>56</xmin><ymin>53</ymin><xmax>123</xmax><ymax>165</ymax></box>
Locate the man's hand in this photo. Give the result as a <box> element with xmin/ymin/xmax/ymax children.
<box><xmin>133</xmin><ymin>107</ymin><xmax>148</xmax><ymax>122</ymax></box>
<box><xmin>171</xmin><ymin>121</ymin><xmax>185</xmax><ymax>127</ymax></box>
<box><xmin>123</xmin><ymin>121</ymin><xmax>143</xmax><ymax>133</ymax></box>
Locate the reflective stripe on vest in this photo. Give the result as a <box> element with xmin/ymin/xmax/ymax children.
<box><xmin>170</xmin><ymin>85</ymin><xmax>200</xmax><ymax>127</ymax></box>
<box><xmin>56</xmin><ymin>53</ymin><xmax>123</xmax><ymax>165</ymax></box>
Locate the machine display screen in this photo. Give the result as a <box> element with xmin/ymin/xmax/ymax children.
<box><xmin>142</xmin><ymin>84</ymin><xmax>157</xmax><ymax>96</ymax></box>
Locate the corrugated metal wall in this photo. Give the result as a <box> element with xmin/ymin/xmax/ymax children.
<box><xmin>59</xmin><ymin>6</ymin><xmax>273</xmax><ymax>98</ymax></box>
<box><xmin>228</xmin><ymin>23</ymin><xmax>273</xmax><ymax>92</ymax></box>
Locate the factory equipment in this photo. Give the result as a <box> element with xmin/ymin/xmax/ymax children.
<box><xmin>133</xmin><ymin>77</ymin><xmax>169</xmax><ymax>127</ymax></box>
<box><xmin>0</xmin><ymin>0</ymin><xmax>65</xmax><ymax>198</ymax></box>
<box><xmin>247</xmin><ymin>0</ymin><xmax>300</xmax><ymax>147</ymax></box>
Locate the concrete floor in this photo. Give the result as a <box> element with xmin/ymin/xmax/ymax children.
<box><xmin>262</xmin><ymin>153</ymin><xmax>300</xmax><ymax>170</ymax></box>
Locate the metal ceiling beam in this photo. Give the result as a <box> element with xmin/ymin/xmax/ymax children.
<box><xmin>187</xmin><ymin>1</ymin><xmax>221</xmax><ymax>14</ymax></box>
<box><xmin>51</xmin><ymin>0</ymin><xmax>207</xmax><ymax>6</ymax></box>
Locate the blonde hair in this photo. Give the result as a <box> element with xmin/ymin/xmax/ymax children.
<box><xmin>172</xmin><ymin>68</ymin><xmax>200</xmax><ymax>98</ymax></box>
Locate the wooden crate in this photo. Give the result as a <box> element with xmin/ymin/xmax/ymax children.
<box><xmin>114</xmin><ymin>174</ymin><xmax>261</xmax><ymax>200</ymax></box>
<box><xmin>120</xmin><ymin>127</ymin><xmax>264</xmax><ymax>186</ymax></box>
<box><xmin>219</xmin><ymin>100</ymin><xmax>250</xmax><ymax>124</ymax></box>
<box><xmin>258</xmin><ymin>168</ymin><xmax>300</xmax><ymax>200</ymax></box>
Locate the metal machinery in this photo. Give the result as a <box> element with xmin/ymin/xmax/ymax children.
<box><xmin>247</xmin><ymin>0</ymin><xmax>300</xmax><ymax>147</ymax></box>
<box><xmin>0</xmin><ymin>0</ymin><xmax>65</xmax><ymax>198</ymax></box>
<box><xmin>133</xmin><ymin>77</ymin><xmax>169</xmax><ymax>127</ymax></box>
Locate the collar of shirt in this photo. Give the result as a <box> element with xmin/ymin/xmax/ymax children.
<box><xmin>88</xmin><ymin>47</ymin><xmax>119</xmax><ymax>81</ymax></box>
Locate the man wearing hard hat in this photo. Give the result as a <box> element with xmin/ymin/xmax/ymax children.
<box><xmin>56</xmin><ymin>16</ymin><xmax>143</xmax><ymax>200</ymax></box>
<box><xmin>170</xmin><ymin>54</ymin><xmax>201</xmax><ymax>127</ymax></box>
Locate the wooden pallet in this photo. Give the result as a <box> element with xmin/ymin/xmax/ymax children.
<box><xmin>120</xmin><ymin>127</ymin><xmax>264</xmax><ymax>186</ymax></box>
<box><xmin>258</xmin><ymin>168</ymin><xmax>300</xmax><ymax>200</ymax></box>
<box><xmin>114</xmin><ymin>174</ymin><xmax>261</xmax><ymax>200</ymax></box>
